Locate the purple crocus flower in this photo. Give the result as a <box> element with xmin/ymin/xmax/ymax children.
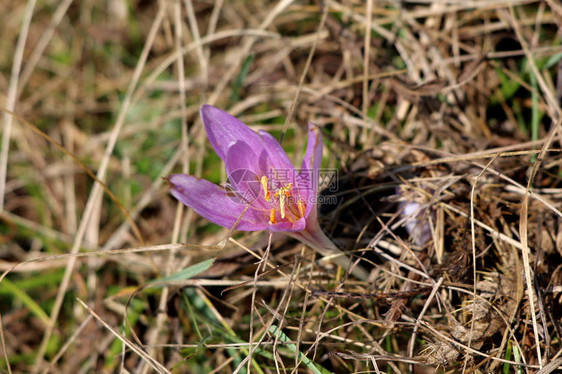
<box><xmin>169</xmin><ymin>105</ymin><xmax>368</xmax><ymax>280</ymax></box>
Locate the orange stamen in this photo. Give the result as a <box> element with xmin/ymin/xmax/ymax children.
<box><xmin>269</xmin><ymin>208</ymin><xmax>276</xmax><ymax>224</ymax></box>
<box><xmin>297</xmin><ymin>199</ymin><xmax>306</xmax><ymax>218</ymax></box>
<box><xmin>274</xmin><ymin>183</ymin><xmax>292</xmax><ymax>219</ymax></box>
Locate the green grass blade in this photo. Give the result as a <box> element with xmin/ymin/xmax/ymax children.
<box><xmin>149</xmin><ymin>258</ymin><xmax>215</xmax><ymax>284</ymax></box>
<box><xmin>529</xmin><ymin>63</ymin><xmax>542</xmax><ymax>163</ymax></box>
<box><xmin>268</xmin><ymin>325</ymin><xmax>330</xmax><ymax>374</ymax></box>
<box><xmin>0</xmin><ymin>277</ymin><xmax>50</xmax><ymax>327</ymax></box>
<box><xmin>231</xmin><ymin>54</ymin><xmax>254</xmax><ymax>102</ymax></box>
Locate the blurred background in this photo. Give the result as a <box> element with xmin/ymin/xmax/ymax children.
<box><xmin>1</xmin><ymin>0</ymin><xmax>561</xmax><ymax>372</ymax></box>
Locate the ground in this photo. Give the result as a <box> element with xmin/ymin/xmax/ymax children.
<box><xmin>0</xmin><ymin>0</ymin><xmax>561</xmax><ymax>373</ymax></box>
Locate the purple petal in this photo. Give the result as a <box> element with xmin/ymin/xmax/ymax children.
<box><xmin>224</xmin><ymin>141</ymin><xmax>265</xmax><ymax>206</ymax></box>
<box><xmin>268</xmin><ymin>217</ymin><xmax>306</xmax><ymax>232</ymax></box>
<box><xmin>169</xmin><ymin>174</ymin><xmax>268</xmax><ymax>231</ymax></box>
<box><xmin>299</xmin><ymin>123</ymin><xmax>323</xmax><ymax>217</ymax></box>
<box><xmin>257</xmin><ymin>130</ymin><xmax>295</xmax><ymax>172</ymax></box>
<box><xmin>300</xmin><ymin>123</ymin><xmax>323</xmax><ymax>172</ymax></box>
<box><xmin>200</xmin><ymin>105</ymin><xmax>264</xmax><ymax>161</ymax></box>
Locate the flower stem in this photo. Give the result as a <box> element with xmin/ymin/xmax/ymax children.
<box><xmin>288</xmin><ymin>222</ymin><xmax>369</xmax><ymax>281</ymax></box>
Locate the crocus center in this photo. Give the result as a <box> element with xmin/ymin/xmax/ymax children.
<box><xmin>260</xmin><ymin>175</ymin><xmax>306</xmax><ymax>224</ymax></box>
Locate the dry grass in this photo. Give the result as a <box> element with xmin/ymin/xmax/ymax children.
<box><xmin>1</xmin><ymin>0</ymin><xmax>561</xmax><ymax>373</ymax></box>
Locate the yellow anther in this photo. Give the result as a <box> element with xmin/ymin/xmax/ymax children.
<box><xmin>297</xmin><ymin>199</ymin><xmax>306</xmax><ymax>218</ymax></box>
<box><xmin>269</xmin><ymin>208</ymin><xmax>276</xmax><ymax>224</ymax></box>
<box><xmin>273</xmin><ymin>183</ymin><xmax>292</xmax><ymax>219</ymax></box>
<box><xmin>273</xmin><ymin>183</ymin><xmax>292</xmax><ymax>199</ymax></box>
<box><xmin>279</xmin><ymin>193</ymin><xmax>286</xmax><ymax>219</ymax></box>
<box><xmin>260</xmin><ymin>176</ymin><xmax>270</xmax><ymax>201</ymax></box>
